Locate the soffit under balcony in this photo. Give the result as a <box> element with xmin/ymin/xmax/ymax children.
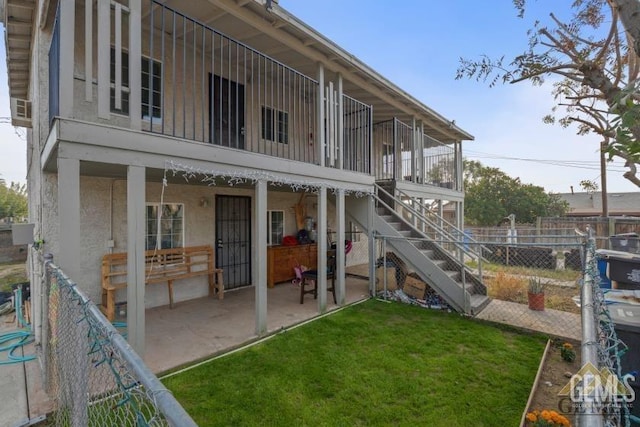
<box><xmin>150</xmin><ymin>0</ymin><xmax>473</xmax><ymax>144</ymax></box>
<box><xmin>3</xmin><ymin>0</ymin><xmax>35</xmax><ymax>101</ymax></box>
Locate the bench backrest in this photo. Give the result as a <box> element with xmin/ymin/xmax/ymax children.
<box><xmin>102</xmin><ymin>245</ymin><xmax>215</xmax><ymax>289</ymax></box>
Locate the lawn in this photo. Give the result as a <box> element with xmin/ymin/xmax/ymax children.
<box><xmin>163</xmin><ymin>300</ymin><xmax>546</xmax><ymax>426</ymax></box>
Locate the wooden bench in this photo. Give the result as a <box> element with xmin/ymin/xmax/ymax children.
<box><xmin>101</xmin><ymin>245</ymin><xmax>224</xmax><ymax>321</ymax></box>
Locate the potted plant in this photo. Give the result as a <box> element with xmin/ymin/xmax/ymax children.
<box><xmin>527</xmin><ymin>277</ymin><xmax>545</xmax><ymax>311</ymax></box>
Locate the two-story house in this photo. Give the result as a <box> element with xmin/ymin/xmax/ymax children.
<box><xmin>3</xmin><ymin>0</ymin><xmax>488</xmax><ymax>356</ymax></box>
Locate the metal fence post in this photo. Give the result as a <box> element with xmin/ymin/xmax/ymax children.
<box><xmin>41</xmin><ymin>252</ymin><xmax>53</xmax><ymax>392</ymax></box>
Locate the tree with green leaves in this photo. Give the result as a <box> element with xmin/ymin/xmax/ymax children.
<box><xmin>0</xmin><ymin>178</ymin><xmax>27</xmax><ymax>221</ymax></box>
<box><xmin>457</xmin><ymin>0</ymin><xmax>640</xmax><ymax>188</ymax></box>
<box><xmin>463</xmin><ymin>160</ymin><xmax>569</xmax><ymax>226</ymax></box>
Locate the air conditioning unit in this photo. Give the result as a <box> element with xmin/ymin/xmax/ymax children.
<box><xmin>10</xmin><ymin>97</ymin><xmax>32</xmax><ymax>128</ymax></box>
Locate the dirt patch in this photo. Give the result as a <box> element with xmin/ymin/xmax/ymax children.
<box><xmin>526</xmin><ymin>338</ymin><xmax>581</xmax><ymax>425</ymax></box>
<box><xmin>486</xmin><ymin>271</ymin><xmax>580</xmax><ymax>314</ymax></box>
<box><xmin>0</xmin><ymin>262</ymin><xmax>28</xmax><ymax>292</ymax></box>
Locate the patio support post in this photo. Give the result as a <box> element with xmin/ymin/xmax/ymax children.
<box><xmin>254</xmin><ymin>180</ymin><xmax>268</xmax><ymax>335</ymax></box>
<box><xmin>127</xmin><ymin>165</ymin><xmax>146</xmax><ymax>355</ymax></box>
<box><xmin>58</xmin><ymin>157</ymin><xmax>81</xmax><ymax>285</ymax></box>
<box><xmin>317</xmin><ymin>187</ymin><xmax>328</xmax><ymax>313</ymax></box>
<box><xmin>368</xmin><ymin>194</ymin><xmax>376</xmax><ymax>296</ymax></box>
<box><xmin>317</xmin><ymin>62</ymin><xmax>325</xmax><ymax>167</ymax></box>
<box><xmin>411</xmin><ymin>117</ymin><xmax>417</xmax><ymax>182</ymax></box>
<box><xmin>336</xmin><ymin>190</ymin><xmax>346</xmax><ymax>305</ymax></box>
<box><xmin>59</xmin><ymin>0</ymin><xmax>75</xmax><ymax>117</ymax></box>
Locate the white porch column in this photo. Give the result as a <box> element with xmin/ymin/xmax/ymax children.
<box><xmin>411</xmin><ymin>117</ymin><xmax>417</xmax><ymax>182</ymax></box>
<box><xmin>317</xmin><ymin>63</ymin><xmax>325</xmax><ymax>167</ymax></box>
<box><xmin>337</xmin><ymin>74</ymin><xmax>344</xmax><ymax>170</ymax></box>
<box><xmin>367</xmin><ymin>194</ymin><xmax>376</xmax><ymax>296</ymax></box>
<box><xmin>335</xmin><ymin>190</ymin><xmax>346</xmax><ymax>305</ymax></box>
<box><xmin>317</xmin><ymin>187</ymin><xmax>328</xmax><ymax>312</ymax></box>
<box><xmin>129</xmin><ymin>0</ymin><xmax>142</xmax><ymax>130</ymax></box>
<box><xmin>417</xmin><ymin>121</ymin><xmax>424</xmax><ymax>183</ymax></box>
<box><xmin>57</xmin><ymin>157</ymin><xmax>81</xmax><ymax>283</ymax></box>
<box><xmin>254</xmin><ymin>180</ymin><xmax>268</xmax><ymax>335</ymax></box>
<box><xmin>59</xmin><ymin>0</ymin><xmax>75</xmax><ymax>117</ymax></box>
<box><xmin>126</xmin><ymin>166</ymin><xmax>146</xmax><ymax>355</ymax></box>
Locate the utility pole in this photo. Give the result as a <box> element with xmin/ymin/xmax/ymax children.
<box><xmin>600</xmin><ymin>139</ymin><xmax>609</xmax><ymax>217</ymax></box>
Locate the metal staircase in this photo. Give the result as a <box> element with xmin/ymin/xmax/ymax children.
<box><xmin>346</xmin><ymin>183</ymin><xmax>490</xmax><ymax>315</ymax></box>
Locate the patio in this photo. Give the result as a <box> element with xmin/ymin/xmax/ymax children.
<box><xmin>143</xmin><ymin>275</ymin><xmax>371</xmax><ymax>373</ymax></box>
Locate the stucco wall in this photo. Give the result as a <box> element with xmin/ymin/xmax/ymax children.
<box><xmin>37</xmin><ymin>175</ymin><xmax>342</xmax><ymax>309</ymax></box>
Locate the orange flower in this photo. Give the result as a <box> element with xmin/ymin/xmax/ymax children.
<box><xmin>526</xmin><ymin>412</ymin><xmax>537</xmax><ymax>422</ymax></box>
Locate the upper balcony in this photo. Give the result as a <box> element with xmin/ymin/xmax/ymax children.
<box><xmin>43</xmin><ymin>0</ymin><xmax>470</xmax><ymax>190</ymax></box>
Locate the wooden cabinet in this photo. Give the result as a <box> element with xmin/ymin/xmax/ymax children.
<box><xmin>267</xmin><ymin>244</ymin><xmax>317</xmax><ymax>288</ymax></box>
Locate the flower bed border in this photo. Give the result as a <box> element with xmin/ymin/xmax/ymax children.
<box><xmin>520</xmin><ymin>339</ymin><xmax>552</xmax><ymax>426</ymax></box>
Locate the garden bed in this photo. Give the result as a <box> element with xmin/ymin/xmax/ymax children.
<box><xmin>524</xmin><ymin>338</ymin><xmax>580</xmax><ymax>426</ymax></box>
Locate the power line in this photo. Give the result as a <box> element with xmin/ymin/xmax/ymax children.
<box><xmin>464</xmin><ymin>149</ymin><xmax>628</xmax><ymax>172</ymax></box>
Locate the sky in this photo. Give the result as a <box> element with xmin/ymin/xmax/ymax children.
<box><xmin>0</xmin><ymin>1</ymin><xmax>637</xmax><ymax>194</ymax></box>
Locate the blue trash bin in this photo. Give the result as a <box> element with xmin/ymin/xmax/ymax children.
<box><xmin>596</xmin><ymin>250</ymin><xmax>612</xmax><ymax>289</ymax></box>
<box><xmin>598</xmin><ymin>257</ymin><xmax>612</xmax><ymax>289</ymax></box>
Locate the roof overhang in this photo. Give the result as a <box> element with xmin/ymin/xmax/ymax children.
<box><xmin>2</xmin><ymin>0</ymin><xmax>36</xmax><ymax>127</ymax></box>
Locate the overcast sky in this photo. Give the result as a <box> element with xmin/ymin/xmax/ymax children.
<box><xmin>0</xmin><ymin>1</ymin><xmax>636</xmax><ymax>194</ymax></box>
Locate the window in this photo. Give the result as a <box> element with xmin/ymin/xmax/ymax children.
<box><xmin>267</xmin><ymin>210</ymin><xmax>284</xmax><ymax>245</ymax></box>
<box><xmin>146</xmin><ymin>203</ymin><xmax>184</xmax><ymax>250</ymax></box>
<box><xmin>261</xmin><ymin>106</ymin><xmax>288</xmax><ymax>144</ymax></box>
<box><xmin>110</xmin><ymin>48</ymin><xmax>162</xmax><ymax>122</ymax></box>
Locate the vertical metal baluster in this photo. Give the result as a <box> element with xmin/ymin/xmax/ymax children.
<box><xmin>160</xmin><ymin>4</ymin><xmax>165</xmax><ymax>135</ymax></box>
<box><xmin>192</xmin><ymin>20</ymin><xmax>196</xmax><ymax>140</ymax></box>
<box><xmin>219</xmin><ymin>34</ymin><xmax>223</xmax><ymax>147</ymax></box>
<box><xmin>182</xmin><ymin>15</ymin><xmax>186</xmax><ymax>138</ymax></box>
<box><xmin>250</xmin><ymin>50</ymin><xmax>254</xmax><ymax>152</ymax></box>
<box><xmin>227</xmin><ymin>36</ymin><xmax>231</xmax><ymax>148</ymax></box>
<box><xmin>243</xmin><ymin>45</ymin><xmax>246</xmax><ymax>151</ymax></box>
<box><xmin>210</xmin><ymin>31</ymin><xmax>215</xmax><ymax>144</ymax></box>
<box><xmin>171</xmin><ymin>10</ymin><xmax>176</xmax><ymax>137</ymax></box>
<box><xmin>201</xmin><ymin>24</ymin><xmax>205</xmax><ymax>142</ymax></box>
<box><xmin>235</xmin><ymin>41</ymin><xmax>239</xmax><ymax>149</ymax></box>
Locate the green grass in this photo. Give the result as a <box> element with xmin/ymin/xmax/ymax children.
<box><xmin>163</xmin><ymin>300</ymin><xmax>546</xmax><ymax>426</ymax></box>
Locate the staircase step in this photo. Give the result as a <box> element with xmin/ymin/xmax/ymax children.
<box><xmin>431</xmin><ymin>259</ymin><xmax>448</xmax><ymax>269</ymax></box>
<box><xmin>421</xmin><ymin>249</ymin><xmax>435</xmax><ymax>258</ymax></box>
<box><xmin>469</xmin><ymin>294</ymin><xmax>491</xmax><ymax>315</ymax></box>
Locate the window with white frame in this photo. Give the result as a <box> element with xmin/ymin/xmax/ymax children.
<box><xmin>146</xmin><ymin>203</ymin><xmax>184</xmax><ymax>250</ymax></box>
<box><xmin>110</xmin><ymin>48</ymin><xmax>162</xmax><ymax>122</ymax></box>
<box><xmin>261</xmin><ymin>106</ymin><xmax>289</xmax><ymax>144</ymax></box>
<box><xmin>267</xmin><ymin>210</ymin><xmax>285</xmax><ymax>245</ymax></box>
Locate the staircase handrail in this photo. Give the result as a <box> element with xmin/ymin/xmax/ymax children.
<box><xmin>394</xmin><ymin>187</ymin><xmax>492</xmax><ymax>259</ymax></box>
<box><xmin>373</xmin><ymin>185</ymin><xmax>481</xmax><ymax>262</ymax></box>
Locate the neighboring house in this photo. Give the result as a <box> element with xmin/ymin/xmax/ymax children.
<box><xmin>558</xmin><ymin>192</ymin><xmax>640</xmax><ymax>217</ymax></box>
<box><xmin>3</xmin><ymin>0</ymin><xmax>481</xmax><ymax>355</ymax></box>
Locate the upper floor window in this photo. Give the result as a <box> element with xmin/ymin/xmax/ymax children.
<box><xmin>261</xmin><ymin>106</ymin><xmax>288</xmax><ymax>144</ymax></box>
<box><xmin>110</xmin><ymin>48</ymin><xmax>162</xmax><ymax>122</ymax></box>
<box><xmin>146</xmin><ymin>203</ymin><xmax>184</xmax><ymax>250</ymax></box>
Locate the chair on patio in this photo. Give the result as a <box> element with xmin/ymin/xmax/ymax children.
<box><xmin>300</xmin><ymin>250</ymin><xmax>337</xmax><ymax>304</ymax></box>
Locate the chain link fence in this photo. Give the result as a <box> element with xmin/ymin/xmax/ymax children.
<box><xmin>42</xmin><ymin>256</ymin><xmax>196</xmax><ymax>426</ymax></box>
<box><xmin>360</xmin><ymin>232</ymin><xmax>584</xmax><ymax>340</ymax></box>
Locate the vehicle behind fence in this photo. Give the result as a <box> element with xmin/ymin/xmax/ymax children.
<box><xmin>42</xmin><ymin>256</ymin><xmax>196</xmax><ymax>426</ymax></box>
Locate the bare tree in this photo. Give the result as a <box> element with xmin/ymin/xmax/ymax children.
<box><xmin>457</xmin><ymin>0</ymin><xmax>640</xmax><ymax>188</ymax></box>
